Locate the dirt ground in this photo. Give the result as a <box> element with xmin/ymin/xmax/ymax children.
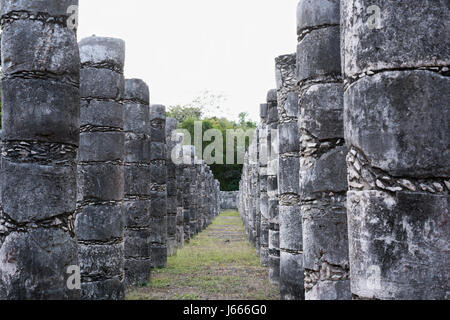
<box><xmin>126</xmin><ymin>211</ymin><xmax>280</xmax><ymax>300</ymax></box>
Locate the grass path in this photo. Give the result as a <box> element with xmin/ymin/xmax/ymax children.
<box><xmin>126</xmin><ymin>210</ymin><xmax>280</xmax><ymax>300</ymax></box>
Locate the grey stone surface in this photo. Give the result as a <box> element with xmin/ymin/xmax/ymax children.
<box><xmin>343</xmin><ymin>0</ymin><xmax>449</xmax><ymax>300</ymax></box>
<box><xmin>275</xmin><ymin>54</ymin><xmax>303</xmax><ymax>300</ymax></box>
<box><xmin>123</xmin><ymin>79</ymin><xmax>151</xmax><ymax>287</ymax></box>
<box><xmin>166</xmin><ymin>118</ymin><xmax>178</xmax><ymax>257</ymax></box>
<box><xmin>347</xmin><ymin>191</ymin><xmax>448</xmax><ymax>300</ymax></box>
<box><xmin>297</xmin><ymin>0</ymin><xmax>340</xmax><ymax>34</ymax></box>
<box><xmin>266</xmin><ymin>89</ymin><xmax>280</xmax><ymax>287</ymax></box>
<box><xmin>149</xmin><ymin>104</ymin><xmax>168</xmax><ymax>268</ymax></box>
<box><xmin>0</xmin><ymin>0</ymin><xmax>80</xmax><ymax>300</ymax></box>
<box><xmin>297</xmin><ymin>1</ymin><xmax>350</xmax><ymax>300</ymax></box>
<box><xmin>237</xmin><ymin>0</ymin><xmax>448</xmax><ymax>302</ymax></box>
<box><xmin>341</xmin><ymin>0</ymin><xmax>449</xmax><ymax>79</ymax></box>
<box><xmin>344</xmin><ymin>71</ymin><xmax>449</xmax><ymax>177</ymax></box>
<box><xmin>220</xmin><ymin>192</ymin><xmax>238</xmax><ymax>210</ymax></box>
<box><xmin>76</xmin><ymin>36</ymin><xmax>125</xmax><ymax>300</ymax></box>
<box><xmin>175</xmin><ymin>133</ymin><xmax>185</xmax><ymax>248</ymax></box>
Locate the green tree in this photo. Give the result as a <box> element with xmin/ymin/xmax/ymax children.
<box><xmin>169</xmin><ymin>93</ymin><xmax>256</xmax><ymax>191</ymax></box>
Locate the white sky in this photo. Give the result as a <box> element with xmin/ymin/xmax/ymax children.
<box><xmin>78</xmin><ymin>0</ymin><xmax>299</xmax><ymax>122</ymax></box>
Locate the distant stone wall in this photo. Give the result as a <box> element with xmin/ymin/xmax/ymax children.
<box><xmin>220</xmin><ymin>191</ymin><xmax>238</xmax><ymax>210</ymax></box>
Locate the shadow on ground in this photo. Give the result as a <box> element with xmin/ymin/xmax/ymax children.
<box><xmin>126</xmin><ymin>210</ymin><xmax>280</xmax><ymax>300</ymax></box>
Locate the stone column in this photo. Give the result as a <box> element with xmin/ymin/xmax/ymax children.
<box><xmin>207</xmin><ymin>169</ymin><xmax>215</xmax><ymax>225</ymax></box>
<box><xmin>166</xmin><ymin>118</ymin><xmax>178</xmax><ymax>257</ymax></box>
<box><xmin>77</xmin><ymin>36</ymin><xmax>125</xmax><ymax>300</ymax></box>
<box><xmin>215</xmin><ymin>180</ymin><xmax>221</xmax><ymax>216</ymax></box>
<box><xmin>182</xmin><ymin>146</ymin><xmax>195</xmax><ymax>243</ymax></box>
<box><xmin>254</xmin><ymin>140</ymin><xmax>261</xmax><ymax>255</ymax></box>
<box><xmin>297</xmin><ymin>0</ymin><xmax>350</xmax><ymax>300</ymax></box>
<box><xmin>175</xmin><ymin>133</ymin><xmax>185</xmax><ymax>248</ymax></box>
<box><xmin>342</xmin><ymin>0</ymin><xmax>449</xmax><ymax>300</ymax></box>
<box><xmin>197</xmin><ymin>161</ymin><xmax>206</xmax><ymax>232</ymax></box>
<box><xmin>276</xmin><ymin>54</ymin><xmax>303</xmax><ymax>300</ymax></box>
<box><xmin>248</xmin><ymin>136</ymin><xmax>259</xmax><ymax>246</ymax></box>
<box><xmin>0</xmin><ymin>0</ymin><xmax>80</xmax><ymax>299</ymax></box>
<box><xmin>190</xmin><ymin>157</ymin><xmax>200</xmax><ymax>238</ymax></box>
<box><xmin>149</xmin><ymin>105</ymin><xmax>168</xmax><ymax>268</ymax></box>
<box><xmin>123</xmin><ymin>79</ymin><xmax>151</xmax><ymax>287</ymax></box>
<box><xmin>267</xmin><ymin>89</ymin><xmax>280</xmax><ymax>286</ymax></box>
<box><xmin>242</xmin><ymin>153</ymin><xmax>250</xmax><ymax>236</ymax></box>
<box><xmin>0</xmin><ymin>130</ymin><xmax>2</xmax><ymax>250</ymax></box>
<box><xmin>259</xmin><ymin>103</ymin><xmax>270</xmax><ymax>267</ymax></box>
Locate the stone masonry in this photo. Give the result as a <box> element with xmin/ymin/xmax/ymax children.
<box><xmin>342</xmin><ymin>0</ymin><xmax>449</xmax><ymax>300</ymax></box>
<box><xmin>149</xmin><ymin>105</ymin><xmax>168</xmax><ymax>269</ymax></box>
<box><xmin>77</xmin><ymin>36</ymin><xmax>126</xmax><ymax>300</ymax></box>
<box><xmin>239</xmin><ymin>0</ymin><xmax>448</xmax><ymax>301</ymax></box>
<box><xmin>266</xmin><ymin>89</ymin><xmax>281</xmax><ymax>286</ymax></box>
<box><xmin>258</xmin><ymin>103</ymin><xmax>270</xmax><ymax>267</ymax></box>
<box><xmin>297</xmin><ymin>0</ymin><xmax>351</xmax><ymax>300</ymax></box>
<box><xmin>0</xmin><ymin>0</ymin><xmax>446</xmax><ymax>302</ymax></box>
<box><xmin>275</xmin><ymin>54</ymin><xmax>304</xmax><ymax>300</ymax></box>
<box><xmin>0</xmin><ymin>0</ymin><xmax>80</xmax><ymax>300</ymax></box>
<box><xmin>123</xmin><ymin>79</ymin><xmax>152</xmax><ymax>287</ymax></box>
<box><xmin>166</xmin><ymin>118</ymin><xmax>178</xmax><ymax>257</ymax></box>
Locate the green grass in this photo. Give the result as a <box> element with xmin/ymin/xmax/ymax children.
<box><xmin>220</xmin><ymin>210</ymin><xmax>241</xmax><ymax>217</ymax></box>
<box><xmin>126</xmin><ymin>211</ymin><xmax>280</xmax><ymax>300</ymax></box>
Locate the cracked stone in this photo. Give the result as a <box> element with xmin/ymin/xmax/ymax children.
<box><xmin>445</xmin><ymin>181</ymin><xmax>450</xmax><ymax>191</ymax></box>
<box><xmin>399</xmin><ymin>179</ymin><xmax>417</xmax><ymax>192</ymax></box>
<box><xmin>433</xmin><ymin>183</ymin><xmax>444</xmax><ymax>193</ymax></box>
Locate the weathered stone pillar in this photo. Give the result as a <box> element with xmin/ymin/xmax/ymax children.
<box><xmin>175</xmin><ymin>133</ymin><xmax>185</xmax><ymax>248</ymax></box>
<box><xmin>342</xmin><ymin>0</ymin><xmax>449</xmax><ymax>300</ymax></box>
<box><xmin>123</xmin><ymin>79</ymin><xmax>151</xmax><ymax>287</ymax></box>
<box><xmin>77</xmin><ymin>36</ymin><xmax>125</xmax><ymax>300</ymax></box>
<box><xmin>297</xmin><ymin>0</ymin><xmax>350</xmax><ymax>300</ymax></box>
<box><xmin>215</xmin><ymin>180</ymin><xmax>221</xmax><ymax>216</ymax></box>
<box><xmin>0</xmin><ymin>130</ymin><xmax>2</xmax><ymax>249</ymax></box>
<box><xmin>0</xmin><ymin>0</ymin><xmax>80</xmax><ymax>299</ymax></box>
<box><xmin>207</xmin><ymin>169</ymin><xmax>216</xmax><ymax>225</ymax></box>
<box><xmin>276</xmin><ymin>54</ymin><xmax>303</xmax><ymax>300</ymax></box>
<box><xmin>267</xmin><ymin>89</ymin><xmax>280</xmax><ymax>286</ymax></box>
<box><xmin>242</xmin><ymin>153</ymin><xmax>250</xmax><ymax>236</ymax></box>
<box><xmin>190</xmin><ymin>156</ymin><xmax>200</xmax><ymax>238</ymax></box>
<box><xmin>248</xmin><ymin>135</ymin><xmax>259</xmax><ymax>246</ymax></box>
<box><xmin>166</xmin><ymin>118</ymin><xmax>178</xmax><ymax>256</ymax></box>
<box><xmin>149</xmin><ymin>105</ymin><xmax>168</xmax><ymax>268</ymax></box>
<box><xmin>182</xmin><ymin>145</ymin><xmax>195</xmax><ymax>243</ymax></box>
<box><xmin>197</xmin><ymin>161</ymin><xmax>206</xmax><ymax>232</ymax></box>
<box><xmin>259</xmin><ymin>103</ymin><xmax>270</xmax><ymax>267</ymax></box>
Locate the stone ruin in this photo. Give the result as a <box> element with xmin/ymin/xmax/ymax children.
<box><xmin>219</xmin><ymin>191</ymin><xmax>239</xmax><ymax>210</ymax></box>
<box><xmin>239</xmin><ymin>0</ymin><xmax>449</xmax><ymax>300</ymax></box>
<box><xmin>0</xmin><ymin>0</ymin><xmax>220</xmax><ymax>300</ymax></box>
<box><xmin>0</xmin><ymin>0</ymin><xmax>447</xmax><ymax>301</ymax></box>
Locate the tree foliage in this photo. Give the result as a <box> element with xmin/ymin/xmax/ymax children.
<box><xmin>167</xmin><ymin>94</ymin><xmax>256</xmax><ymax>191</ymax></box>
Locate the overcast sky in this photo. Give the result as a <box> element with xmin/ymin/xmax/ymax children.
<box><xmin>79</xmin><ymin>0</ymin><xmax>299</xmax><ymax>122</ymax></box>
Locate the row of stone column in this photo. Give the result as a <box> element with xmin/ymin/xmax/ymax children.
<box><xmin>0</xmin><ymin>0</ymin><xmax>221</xmax><ymax>300</ymax></box>
<box><xmin>239</xmin><ymin>0</ymin><xmax>448</xmax><ymax>300</ymax></box>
